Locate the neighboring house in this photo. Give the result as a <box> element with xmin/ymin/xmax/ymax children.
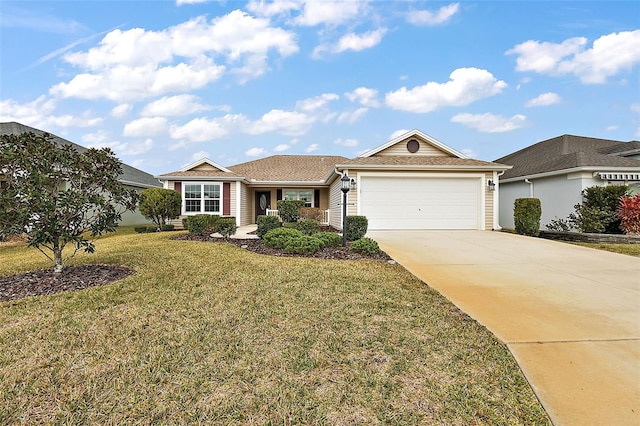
<box><xmin>0</xmin><ymin>122</ymin><xmax>163</xmax><ymax>226</ymax></box>
<box><xmin>495</xmin><ymin>134</ymin><xmax>640</xmax><ymax>230</ymax></box>
<box><xmin>157</xmin><ymin>129</ymin><xmax>510</xmax><ymax>230</ymax></box>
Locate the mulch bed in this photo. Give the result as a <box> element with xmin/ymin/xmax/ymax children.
<box><xmin>0</xmin><ymin>265</ymin><xmax>134</xmax><ymax>303</ymax></box>
<box><xmin>172</xmin><ymin>234</ymin><xmax>393</xmax><ymax>261</ymax></box>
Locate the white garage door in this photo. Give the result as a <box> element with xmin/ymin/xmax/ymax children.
<box><xmin>359</xmin><ymin>175</ymin><xmax>481</xmax><ymax>230</ymax></box>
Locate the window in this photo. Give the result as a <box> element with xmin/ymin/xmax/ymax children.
<box><xmin>184</xmin><ymin>183</ymin><xmax>221</xmax><ymax>214</ymax></box>
<box><xmin>283</xmin><ymin>189</ymin><xmax>313</xmax><ymax>207</ymax></box>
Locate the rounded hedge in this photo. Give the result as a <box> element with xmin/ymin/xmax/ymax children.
<box><xmin>263</xmin><ymin>227</ymin><xmax>304</xmax><ymax>249</ymax></box>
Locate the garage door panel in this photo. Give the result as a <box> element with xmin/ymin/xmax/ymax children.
<box><xmin>360</xmin><ymin>176</ymin><xmax>481</xmax><ymax>230</ymax></box>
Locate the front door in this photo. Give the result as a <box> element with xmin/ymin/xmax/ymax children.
<box><xmin>255</xmin><ymin>191</ymin><xmax>271</xmax><ymax>222</ymax></box>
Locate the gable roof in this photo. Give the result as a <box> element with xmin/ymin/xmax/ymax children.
<box><xmin>360</xmin><ymin>129</ymin><xmax>468</xmax><ymax>158</ymax></box>
<box><xmin>229</xmin><ymin>155</ymin><xmax>349</xmax><ymax>183</ymax></box>
<box><xmin>496</xmin><ymin>134</ymin><xmax>640</xmax><ymax>180</ymax></box>
<box><xmin>0</xmin><ymin>122</ymin><xmax>162</xmax><ymax>188</ymax></box>
<box><xmin>179</xmin><ymin>158</ymin><xmax>232</xmax><ymax>173</ymax></box>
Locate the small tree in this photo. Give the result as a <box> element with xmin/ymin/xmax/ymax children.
<box><xmin>615</xmin><ymin>194</ymin><xmax>640</xmax><ymax>235</ymax></box>
<box><xmin>0</xmin><ymin>132</ymin><xmax>138</xmax><ymax>272</ymax></box>
<box><xmin>139</xmin><ymin>188</ymin><xmax>181</xmax><ymax>230</ymax></box>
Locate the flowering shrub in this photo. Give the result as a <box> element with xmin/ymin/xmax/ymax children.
<box><xmin>615</xmin><ymin>194</ymin><xmax>640</xmax><ymax>235</ymax></box>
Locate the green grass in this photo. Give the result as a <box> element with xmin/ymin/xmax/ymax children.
<box><xmin>0</xmin><ymin>229</ymin><xmax>550</xmax><ymax>425</ymax></box>
<box><xmin>570</xmin><ymin>242</ymin><xmax>640</xmax><ymax>257</ymax></box>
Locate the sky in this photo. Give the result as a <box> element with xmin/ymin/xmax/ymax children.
<box><xmin>1</xmin><ymin>1</ymin><xmax>639</xmax><ymax>175</ymax></box>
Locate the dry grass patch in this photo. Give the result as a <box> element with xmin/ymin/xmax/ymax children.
<box><xmin>0</xmin><ymin>230</ymin><xmax>550</xmax><ymax>424</ymax></box>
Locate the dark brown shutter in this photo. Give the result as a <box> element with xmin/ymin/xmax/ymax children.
<box><xmin>314</xmin><ymin>189</ymin><xmax>320</xmax><ymax>208</ymax></box>
<box><xmin>223</xmin><ymin>182</ymin><xmax>231</xmax><ymax>216</ymax></box>
<box><xmin>174</xmin><ymin>182</ymin><xmax>182</xmax><ymax>193</ymax></box>
<box><xmin>277</xmin><ymin>189</ymin><xmax>282</xmax><ymax>200</ymax></box>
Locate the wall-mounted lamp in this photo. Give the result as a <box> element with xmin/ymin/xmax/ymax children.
<box><xmin>487</xmin><ymin>179</ymin><xmax>496</xmax><ymax>191</ymax></box>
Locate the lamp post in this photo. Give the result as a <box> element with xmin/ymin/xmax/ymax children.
<box><xmin>341</xmin><ymin>172</ymin><xmax>355</xmax><ymax>247</ymax></box>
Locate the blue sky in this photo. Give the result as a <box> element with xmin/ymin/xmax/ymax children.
<box><xmin>1</xmin><ymin>1</ymin><xmax>639</xmax><ymax>175</ymax></box>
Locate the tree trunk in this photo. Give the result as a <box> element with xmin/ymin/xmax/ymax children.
<box><xmin>53</xmin><ymin>241</ymin><xmax>64</xmax><ymax>273</ymax></box>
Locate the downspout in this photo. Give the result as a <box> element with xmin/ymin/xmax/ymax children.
<box><xmin>524</xmin><ymin>178</ymin><xmax>534</xmax><ymax>198</ymax></box>
<box><xmin>493</xmin><ymin>171</ymin><xmax>505</xmax><ymax>231</ymax></box>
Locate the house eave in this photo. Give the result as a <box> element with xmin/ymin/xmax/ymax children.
<box><xmin>119</xmin><ymin>179</ymin><xmax>162</xmax><ymax>189</ymax></box>
<box><xmin>155</xmin><ymin>175</ymin><xmax>246</xmax><ymax>182</ymax></box>
<box><xmin>500</xmin><ymin>166</ymin><xmax>640</xmax><ymax>183</ymax></box>
<box><xmin>246</xmin><ymin>180</ymin><xmax>328</xmax><ymax>187</ymax></box>
<box><xmin>334</xmin><ymin>164</ymin><xmax>511</xmax><ymax>172</ymax></box>
<box><xmin>359</xmin><ymin>129</ymin><xmax>469</xmax><ymax>159</ymax></box>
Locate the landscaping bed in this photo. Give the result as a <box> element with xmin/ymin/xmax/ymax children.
<box><xmin>172</xmin><ymin>234</ymin><xmax>393</xmax><ymax>261</ymax></box>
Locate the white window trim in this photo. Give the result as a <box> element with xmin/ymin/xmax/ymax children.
<box><xmin>182</xmin><ymin>182</ymin><xmax>223</xmax><ymax>215</ymax></box>
<box><xmin>282</xmin><ymin>188</ymin><xmax>314</xmax><ymax>207</ymax></box>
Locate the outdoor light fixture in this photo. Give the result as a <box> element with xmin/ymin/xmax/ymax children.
<box><xmin>341</xmin><ymin>173</ymin><xmax>355</xmax><ymax>247</ymax></box>
<box><xmin>487</xmin><ymin>179</ymin><xmax>496</xmax><ymax>191</ymax></box>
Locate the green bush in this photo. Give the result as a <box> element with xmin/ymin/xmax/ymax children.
<box><xmin>345</xmin><ymin>216</ymin><xmax>368</xmax><ymax>241</ymax></box>
<box><xmin>216</xmin><ymin>218</ymin><xmax>237</xmax><ymax>238</ymax></box>
<box><xmin>263</xmin><ymin>227</ymin><xmax>304</xmax><ymax>249</ymax></box>
<box><xmin>284</xmin><ymin>235</ymin><xmax>323</xmax><ymax>255</ymax></box>
<box><xmin>257</xmin><ymin>215</ymin><xmax>281</xmax><ymax>238</ymax></box>
<box><xmin>314</xmin><ymin>231</ymin><xmax>342</xmax><ymax>248</ymax></box>
<box><xmin>351</xmin><ymin>237</ymin><xmax>380</xmax><ymax>255</ymax></box>
<box><xmin>283</xmin><ymin>222</ymin><xmax>298</xmax><ymax>229</ymax></box>
<box><xmin>161</xmin><ymin>224</ymin><xmax>175</xmax><ymax>232</ymax></box>
<box><xmin>295</xmin><ymin>219</ymin><xmax>319</xmax><ymax>235</ymax></box>
<box><xmin>147</xmin><ymin>226</ymin><xmax>158</xmax><ymax>233</ymax></box>
<box><xmin>185</xmin><ymin>214</ymin><xmax>218</xmax><ymax>236</ymax></box>
<box><xmin>300</xmin><ymin>207</ymin><xmax>324</xmax><ymax>222</ymax></box>
<box><xmin>182</xmin><ymin>218</ymin><xmax>188</xmax><ymax>230</ymax></box>
<box><xmin>573</xmin><ymin>185</ymin><xmax>629</xmax><ymax>234</ymax></box>
<box><xmin>514</xmin><ymin>198</ymin><xmax>542</xmax><ymax>236</ymax></box>
<box><xmin>277</xmin><ymin>200</ymin><xmax>306</xmax><ymax>223</ymax></box>
<box><xmin>545</xmin><ymin>217</ymin><xmax>573</xmax><ymax>232</ymax></box>
<box><xmin>134</xmin><ymin>226</ymin><xmax>147</xmax><ymax>234</ymax></box>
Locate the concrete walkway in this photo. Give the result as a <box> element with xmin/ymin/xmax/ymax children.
<box><xmin>367</xmin><ymin>230</ymin><xmax>640</xmax><ymax>426</ymax></box>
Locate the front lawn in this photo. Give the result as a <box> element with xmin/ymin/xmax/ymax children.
<box><xmin>570</xmin><ymin>242</ymin><xmax>640</xmax><ymax>257</ymax></box>
<box><xmin>0</xmin><ymin>230</ymin><xmax>549</xmax><ymax>424</ymax></box>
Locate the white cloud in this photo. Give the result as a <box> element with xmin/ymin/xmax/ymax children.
<box><xmin>0</xmin><ymin>95</ymin><xmax>102</xmax><ymax>128</ymax></box>
<box><xmin>50</xmin><ymin>11</ymin><xmax>298</xmax><ymax>101</ymax></box>
<box><xmin>525</xmin><ymin>92</ymin><xmax>561</xmax><ymax>107</ymax></box>
<box><xmin>246</xmin><ymin>147</ymin><xmax>267</xmax><ymax>157</ymax></box>
<box><xmin>506</xmin><ymin>30</ymin><xmax>640</xmax><ymax>84</ymax></box>
<box><xmin>274</xmin><ymin>143</ymin><xmax>290</xmax><ymax>152</ymax></box>
<box><xmin>295</xmin><ymin>93</ymin><xmax>339</xmax><ymax>112</ymax></box>
<box><xmin>389</xmin><ymin>129</ymin><xmax>410</xmax><ymax>139</ymax></box>
<box><xmin>169</xmin><ymin>114</ymin><xmax>246</xmax><ymax>145</ymax></box>
<box><xmin>461</xmin><ymin>148</ymin><xmax>477</xmax><ymax>158</ymax></box>
<box><xmin>313</xmin><ymin>28</ymin><xmax>386</xmax><ymax>58</ymax></box>
<box><xmin>123</xmin><ymin>117</ymin><xmax>168</xmax><ymax>137</ymax></box>
<box><xmin>294</xmin><ymin>0</ymin><xmax>367</xmax><ymax>27</ymax></box>
<box><xmin>246</xmin><ymin>0</ymin><xmax>300</xmax><ymax>17</ymax></box>
<box><xmin>631</xmin><ymin>103</ymin><xmax>640</xmax><ymax>113</ymax></box>
<box><xmin>451</xmin><ymin>112</ymin><xmax>527</xmax><ymax>133</ymax></box>
<box><xmin>337</xmin><ymin>107</ymin><xmax>368</xmax><ymax>124</ymax></box>
<box><xmin>334</xmin><ymin>138</ymin><xmax>358</xmax><ymax>147</ymax></box>
<box><xmin>190</xmin><ymin>150</ymin><xmax>210</xmax><ymax>162</ymax></box>
<box><xmin>111</xmin><ymin>103</ymin><xmax>132</xmax><ymax>118</ymax></box>
<box><xmin>606</xmin><ymin>125</ymin><xmax>618</xmax><ymax>131</ymax></box>
<box><xmin>247</xmin><ymin>109</ymin><xmax>315</xmax><ymax>136</ymax></box>
<box><xmin>345</xmin><ymin>87</ymin><xmax>380</xmax><ymax>107</ymax></box>
<box><xmin>406</xmin><ymin>3</ymin><xmax>459</xmax><ymax>26</ymax></box>
<box><xmin>385</xmin><ymin>67</ymin><xmax>507</xmax><ymax>113</ymax></box>
<box><xmin>141</xmin><ymin>94</ymin><xmax>212</xmax><ymax>117</ymax></box>
<box><xmin>176</xmin><ymin>0</ymin><xmax>208</xmax><ymax>5</ymax></box>
<box><xmin>305</xmin><ymin>143</ymin><xmax>319</xmax><ymax>153</ymax></box>
<box><xmin>82</xmin><ymin>130</ymin><xmax>109</xmax><ymax>145</ymax></box>
<box><xmin>83</xmin><ymin>136</ymin><xmax>153</xmax><ymax>156</ymax></box>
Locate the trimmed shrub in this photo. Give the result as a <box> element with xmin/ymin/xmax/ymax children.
<box><xmin>351</xmin><ymin>237</ymin><xmax>380</xmax><ymax>255</ymax></box>
<box><xmin>147</xmin><ymin>226</ymin><xmax>158</xmax><ymax>233</ymax></box>
<box><xmin>134</xmin><ymin>226</ymin><xmax>147</xmax><ymax>234</ymax></box>
<box><xmin>545</xmin><ymin>217</ymin><xmax>573</xmax><ymax>232</ymax></box>
<box><xmin>514</xmin><ymin>198</ymin><xmax>542</xmax><ymax>236</ymax></box>
<box><xmin>314</xmin><ymin>231</ymin><xmax>342</xmax><ymax>248</ymax></box>
<box><xmin>263</xmin><ymin>227</ymin><xmax>304</xmax><ymax>249</ymax></box>
<box><xmin>257</xmin><ymin>215</ymin><xmax>281</xmax><ymax>238</ymax></box>
<box><xmin>567</xmin><ymin>185</ymin><xmax>629</xmax><ymax>234</ymax></box>
<box><xmin>345</xmin><ymin>215</ymin><xmax>368</xmax><ymax>241</ymax></box>
<box><xmin>284</xmin><ymin>235</ymin><xmax>323</xmax><ymax>255</ymax></box>
<box><xmin>216</xmin><ymin>218</ymin><xmax>237</xmax><ymax>238</ymax></box>
<box><xmin>161</xmin><ymin>224</ymin><xmax>175</xmax><ymax>232</ymax></box>
<box><xmin>295</xmin><ymin>219</ymin><xmax>319</xmax><ymax>236</ymax></box>
<box><xmin>300</xmin><ymin>207</ymin><xmax>324</xmax><ymax>222</ymax></box>
<box><xmin>185</xmin><ymin>214</ymin><xmax>218</xmax><ymax>236</ymax></box>
<box><xmin>615</xmin><ymin>194</ymin><xmax>640</xmax><ymax>235</ymax></box>
<box><xmin>277</xmin><ymin>200</ymin><xmax>306</xmax><ymax>223</ymax></box>
<box><xmin>182</xmin><ymin>218</ymin><xmax>189</xmax><ymax>230</ymax></box>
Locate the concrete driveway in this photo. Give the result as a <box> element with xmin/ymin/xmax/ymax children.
<box><xmin>367</xmin><ymin>230</ymin><xmax>640</xmax><ymax>426</ymax></box>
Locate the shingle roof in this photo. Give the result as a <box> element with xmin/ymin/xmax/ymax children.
<box><xmin>228</xmin><ymin>155</ymin><xmax>349</xmax><ymax>182</ymax></box>
<box><xmin>341</xmin><ymin>156</ymin><xmax>507</xmax><ymax>168</ymax></box>
<box><xmin>0</xmin><ymin>122</ymin><xmax>162</xmax><ymax>188</ymax></box>
<box><xmin>495</xmin><ymin>134</ymin><xmax>640</xmax><ymax>180</ymax></box>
